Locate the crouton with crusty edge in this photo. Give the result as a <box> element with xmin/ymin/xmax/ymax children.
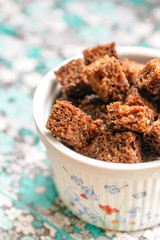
<box><xmin>144</xmin><ymin>116</ymin><xmax>160</xmax><ymax>154</ymax></box>
<box><xmin>75</xmin><ymin>135</ymin><xmax>99</xmax><ymax>159</ymax></box>
<box><xmin>76</xmin><ymin>130</ymin><xmax>143</xmax><ymax>163</ymax></box>
<box><xmin>125</xmin><ymin>86</ymin><xmax>158</xmax><ymax>117</ymax></box>
<box><xmin>121</xmin><ymin>58</ymin><xmax>144</xmax><ymax>84</ymax></box>
<box><xmin>135</xmin><ymin>58</ymin><xmax>160</xmax><ymax>100</ymax></box>
<box><xmin>46</xmin><ymin>100</ymin><xmax>101</xmax><ymax>148</ymax></box>
<box><xmin>96</xmin><ymin>131</ymin><xmax>143</xmax><ymax>163</ymax></box>
<box><xmin>83</xmin><ymin>42</ymin><xmax>118</xmax><ymax>65</ymax></box>
<box><xmin>54</xmin><ymin>59</ymin><xmax>92</xmax><ymax>98</ymax></box>
<box><xmin>84</xmin><ymin>56</ymin><xmax>130</xmax><ymax>103</ymax></box>
<box><xmin>78</xmin><ymin>94</ymin><xmax>107</xmax><ymax>121</ymax></box>
<box><xmin>106</xmin><ymin>101</ymin><xmax>154</xmax><ymax>133</ymax></box>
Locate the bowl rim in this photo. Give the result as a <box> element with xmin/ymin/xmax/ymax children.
<box><xmin>33</xmin><ymin>46</ymin><xmax>160</xmax><ymax>171</ymax></box>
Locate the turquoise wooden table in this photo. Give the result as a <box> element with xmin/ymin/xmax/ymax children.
<box><xmin>0</xmin><ymin>0</ymin><xmax>160</xmax><ymax>239</ymax></box>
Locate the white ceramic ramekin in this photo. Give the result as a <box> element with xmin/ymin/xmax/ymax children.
<box><xmin>33</xmin><ymin>47</ymin><xmax>160</xmax><ymax>231</ymax></box>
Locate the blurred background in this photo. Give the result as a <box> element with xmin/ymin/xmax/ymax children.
<box><xmin>1</xmin><ymin>0</ymin><xmax>160</xmax><ymax>78</ymax></box>
<box><xmin>0</xmin><ymin>0</ymin><xmax>160</xmax><ymax>239</ymax></box>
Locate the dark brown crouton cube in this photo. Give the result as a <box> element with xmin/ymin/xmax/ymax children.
<box><xmin>77</xmin><ymin>130</ymin><xmax>143</xmax><ymax>163</ymax></box>
<box><xmin>75</xmin><ymin>135</ymin><xmax>99</xmax><ymax>159</ymax></box>
<box><xmin>54</xmin><ymin>59</ymin><xmax>92</xmax><ymax>98</ymax></box>
<box><xmin>78</xmin><ymin>94</ymin><xmax>107</xmax><ymax>121</ymax></box>
<box><xmin>96</xmin><ymin>131</ymin><xmax>143</xmax><ymax>163</ymax></box>
<box><xmin>144</xmin><ymin>117</ymin><xmax>160</xmax><ymax>154</ymax></box>
<box><xmin>84</xmin><ymin>56</ymin><xmax>129</xmax><ymax>103</ymax></box>
<box><xmin>83</xmin><ymin>42</ymin><xmax>118</xmax><ymax>65</ymax></box>
<box><xmin>46</xmin><ymin>100</ymin><xmax>100</xmax><ymax>148</ymax></box>
<box><xmin>121</xmin><ymin>58</ymin><xmax>144</xmax><ymax>85</ymax></box>
<box><xmin>125</xmin><ymin>86</ymin><xmax>158</xmax><ymax>117</ymax></box>
<box><xmin>141</xmin><ymin>140</ymin><xmax>160</xmax><ymax>162</ymax></box>
<box><xmin>135</xmin><ymin>59</ymin><xmax>160</xmax><ymax>99</ymax></box>
<box><xmin>106</xmin><ymin>102</ymin><xmax>154</xmax><ymax>133</ymax></box>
